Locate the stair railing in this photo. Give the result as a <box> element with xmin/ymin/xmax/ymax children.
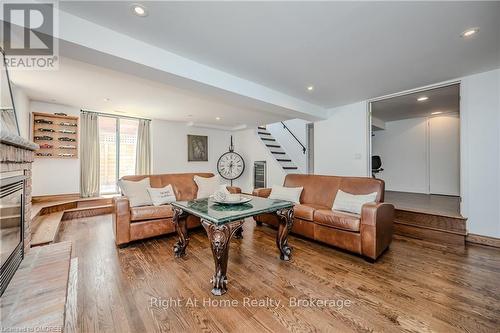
<box><xmin>280</xmin><ymin>122</ymin><xmax>306</xmax><ymax>154</ymax></box>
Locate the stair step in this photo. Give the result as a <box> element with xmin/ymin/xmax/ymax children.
<box><xmin>0</xmin><ymin>242</ymin><xmax>72</xmax><ymax>331</ymax></box>
<box><xmin>277</xmin><ymin>159</ymin><xmax>292</xmax><ymax>162</ymax></box>
<box><xmin>261</xmin><ymin>138</ymin><xmax>276</xmax><ymax>141</ymax></box>
<box><xmin>258</xmin><ymin>131</ymin><xmax>271</xmax><ymax>135</ymax></box>
<box><xmin>257</xmin><ymin>126</ymin><xmax>266</xmax><ymax>130</ymax></box>
<box><xmin>272</xmin><ymin>151</ymin><xmax>286</xmax><ymax>155</ymax></box>
<box><xmin>31</xmin><ymin>211</ymin><xmax>65</xmax><ymax>246</ymax></box>
<box><xmin>62</xmin><ymin>204</ymin><xmax>113</xmax><ymax>221</ymax></box>
<box><xmin>283</xmin><ymin>167</ymin><xmax>298</xmax><ymax>170</ymax></box>
<box><xmin>266</xmin><ymin>144</ymin><xmax>281</xmax><ymax>148</ymax></box>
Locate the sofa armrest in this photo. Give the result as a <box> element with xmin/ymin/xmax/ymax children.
<box><xmin>226</xmin><ymin>186</ymin><xmax>241</xmax><ymax>194</ymax></box>
<box><xmin>113</xmin><ymin>196</ymin><xmax>131</xmax><ymax>246</ymax></box>
<box><xmin>252</xmin><ymin>188</ymin><xmax>272</xmax><ymax>198</ymax></box>
<box><xmin>360</xmin><ymin>202</ymin><xmax>394</xmax><ymax>260</ymax></box>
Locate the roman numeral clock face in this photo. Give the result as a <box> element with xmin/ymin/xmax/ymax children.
<box><xmin>217</xmin><ymin>152</ymin><xmax>245</xmax><ymax>180</ymax></box>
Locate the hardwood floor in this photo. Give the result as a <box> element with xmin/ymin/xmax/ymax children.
<box><xmin>385</xmin><ymin>191</ymin><xmax>461</xmax><ymax>218</ymax></box>
<box><xmin>57</xmin><ymin>214</ymin><xmax>500</xmax><ymax>333</ymax></box>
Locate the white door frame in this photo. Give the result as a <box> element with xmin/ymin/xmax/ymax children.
<box><xmin>366</xmin><ymin>79</ymin><xmax>463</xmax><ymax>210</ymax></box>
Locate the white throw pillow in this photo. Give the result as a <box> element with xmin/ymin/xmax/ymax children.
<box><xmin>147</xmin><ymin>184</ymin><xmax>176</xmax><ymax>206</ymax></box>
<box><xmin>268</xmin><ymin>185</ymin><xmax>303</xmax><ymax>203</ymax></box>
<box><xmin>333</xmin><ymin>190</ymin><xmax>378</xmax><ymax>215</ymax></box>
<box><xmin>118</xmin><ymin>178</ymin><xmax>152</xmax><ymax>207</ymax></box>
<box><xmin>194</xmin><ymin>175</ymin><xmax>221</xmax><ymax>198</ymax></box>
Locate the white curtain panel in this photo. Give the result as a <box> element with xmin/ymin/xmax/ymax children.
<box><xmin>80</xmin><ymin>111</ymin><xmax>100</xmax><ymax>197</ymax></box>
<box><xmin>135</xmin><ymin>119</ymin><xmax>151</xmax><ymax>175</ymax></box>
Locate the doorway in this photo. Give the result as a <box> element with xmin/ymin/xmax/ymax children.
<box><xmin>369</xmin><ymin>83</ymin><xmax>461</xmax><ymax>217</ymax></box>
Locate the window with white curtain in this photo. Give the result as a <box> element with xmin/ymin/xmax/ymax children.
<box><xmin>98</xmin><ymin>116</ymin><xmax>139</xmax><ymax>194</ymax></box>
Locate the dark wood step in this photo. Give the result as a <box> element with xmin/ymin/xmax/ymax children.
<box><xmin>62</xmin><ymin>205</ymin><xmax>113</xmax><ymax>221</ymax></box>
<box><xmin>277</xmin><ymin>159</ymin><xmax>292</xmax><ymax>162</ymax></box>
<box><xmin>271</xmin><ymin>151</ymin><xmax>286</xmax><ymax>155</ymax></box>
<box><xmin>266</xmin><ymin>144</ymin><xmax>281</xmax><ymax>148</ymax></box>
<box><xmin>257</xmin><ymin>126</ymin><xmax>266</xmax><ymax>130</ymax></box>
<box><xmin>258</xmin><ymin>132</ymin><xmax>271</xmax><ymax>135</ymax></box>
<box><xmin>261</xmin><ymin>138</ymin><xmax>276</xmax><ymax>141</ymax></box>
<box><xmin>283</xmin><ymin>167</ymin><xmax>298</xmax><ymax>170</ymax></box>
<box><xmin>393</xmin><ymin>209</ymin><xmax>467</xmax><ymax>246</ymax></box>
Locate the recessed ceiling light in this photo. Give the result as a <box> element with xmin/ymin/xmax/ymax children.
<box><xmin>431</xmin><ymin>111</ymin><xmax>442</xmax><ymax>115</ymax></box>
<box><xmin>461</xmin><ymin>27</ymin><xmax>479</xmax><ymax>38</ymax></box>
<box><xmin>103</xmin><ymin>98</ymin><xmax>110</xmax><ymax>102</ymax></box>
<box><xmin>417</xmin><ymin>96</ymin><xmax>429</xmax><ymax>102</ymax></box>
<box><xmin>131</xmin><ymin>4</ymin><xmax>148</xmax><ymax>17</ymax></box>
<box><xmin>215</xmin><ymin>117</ymin><xmax>221</xmax><ymax>121</ymax></box>
<box><xmin>307</xmin><ymin>86</ymin><xmax>314</xmax><ymax>91</ymax></box>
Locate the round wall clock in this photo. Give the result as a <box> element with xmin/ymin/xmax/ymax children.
<box><xmin>217</xmin><ymin>136</ymin><xmax>245</xmax><ymax>182</ymax></box>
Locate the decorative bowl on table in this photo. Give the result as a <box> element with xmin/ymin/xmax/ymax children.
<box><xmin>211</xmin><ymin>192</ymin><xmax>253</xmax><ymax>205</ymax></box>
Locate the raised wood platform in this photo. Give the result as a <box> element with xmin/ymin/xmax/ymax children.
<box><xmin>394</xmin><ymin>209</ymin><xmax>467</xmax><ymax>245</ymax></box>
<box><xmin>1</xmin><ymin>242</ymin><xmax>73</xmax><ymax>332</ymax></box>
<box><xmin>30</xmin><ymin>197</ymin><xmax>114</xmax><ymax>247</ymax></box>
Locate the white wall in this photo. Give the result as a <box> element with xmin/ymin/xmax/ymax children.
<box><xmin>267</xmin><ymin>119</ymin><xmax>310</xmax><ymax>173</ymax></box>
<box><xmin>460</xmin><ymin>69</ymin><xmax>500</xmax><ymax>238</ymax></box>
<box><xmin>11</xmin><ymin>84</ymin><xmax>30</xmax><ymax>139</ymax></box>
<box><xmin>372</xmin><ymin>117</ymin><xmax>429</xmax><ymax>193</ymax></box>
<box><xmin>232</xmin><ymin>129</ymin><xmax>286</xmax><ymax>193</ymax></box>
<box><xmin>314</xmin><ymin>101</ymin><xmax>369</xmax><ymax>177</ymax></box>
<box><xmin>30</xmin><ymin>102</ymin><xmax>81</xmax><ymax>196</ymax></box>
<box><xmin>151</xmin><ymin>120</ymin><xmax>232</xmax><ymax>176</ymax></box>
<box><xmin>429</xmin><ymin>114</ymin><xmax>460</xmax><ymax>196</ymax></box>
<box><xmin>313</xmin><ymin>68</ymin><xmax>500</xmax><ymax>238</ymax></box>
<box><xmin>372</xmin><ymin>115</ymin><xmax>460</xmax><ymax>195</ymax></box>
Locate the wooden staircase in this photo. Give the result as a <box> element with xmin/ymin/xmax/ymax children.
<box><xmin>257</xmin><ymin>126</ymin><xmax>299</xmax><ymax>172</ymax></box>
<box><xmin>30</xmin><ymin>197</ymin><xmax>113</xmax><ymax>247</ymax></box>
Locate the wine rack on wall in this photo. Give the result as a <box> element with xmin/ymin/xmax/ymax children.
<box><xmin>32</xmin><ymin>112</ymin><xmax>79</xmax><ymax>159</ymax></box>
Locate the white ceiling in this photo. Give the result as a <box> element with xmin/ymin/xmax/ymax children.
<box><xmin>371</xmin><ymin>84</ymin><xmax>460</xmax><ymax>122</ymax></box>
<box><xmin>11</xmin><ymin>57</ymin><xmax>285</xmax><ymax>128</ymax></box>
<box><xmin>59</xmin><ymin>1</ymin><xmax>500</xmax><ymax>108</ymax></box>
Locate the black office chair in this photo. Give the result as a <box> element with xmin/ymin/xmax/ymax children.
<box><xmin>372</xmin><ymin>155</ymin><xmax>384</xmax><ymax>178</ymax></box>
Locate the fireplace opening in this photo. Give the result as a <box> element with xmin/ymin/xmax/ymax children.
<box><xmin>0</xmin><ymin>174</ymin><xmax>26</xmax><ymax>296</ymax></box>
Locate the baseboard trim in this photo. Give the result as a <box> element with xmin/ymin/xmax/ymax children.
<box><xmin>32</xmin><ymin>193</ymin><xmax>80</xmax><ymax>203</ymax></box>
<box><xmin>466</xmin><ymin>234</ymin><xmax>500</xmax><ymax>248</ymax></box>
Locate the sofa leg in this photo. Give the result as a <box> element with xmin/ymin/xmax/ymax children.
<box><xmin>256</xmin><ymin>221</ymin><xmax>263</xmax><ymax>226</ymax></box>
<box><xmin>117</xmin><ymin>243</ymin><xmax>128</xmax><ymax>249</ymax></box>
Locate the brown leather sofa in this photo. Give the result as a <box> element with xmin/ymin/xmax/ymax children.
<box><xmin>113</xmin><ymin>173</ymin><xmax>241</xmax><ymax>246</ymax></box>
<box><xmin>253</xmin><ymin>174</ymin><xmax>394</xmax><ymax>261</ymax></box>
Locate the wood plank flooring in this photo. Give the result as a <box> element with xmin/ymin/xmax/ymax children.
<box><xmin>57</xmin><ymin>214</ymin><xmax>500</xmax><ymax>333</ymax></box>
<box><xmin>385</xmin><ymin>191</ymin><xmax>461</xmax><ymax>218</ymax></box>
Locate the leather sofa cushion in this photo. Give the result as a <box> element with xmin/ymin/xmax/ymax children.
<box><xmin>121</xmin><ymin>172</ymin><xmax>214</xmax><ymax>201</ymax></box>
<box><xmin>130</xmin><ymin>205</ymin><xmax>173</xmax><ymax>222</ymax></box>
<box><xmin>294</xmin><ymin>204</ymin><xmax>330</xmax><ymax>221</ymax></box>
<box><xmin>284</xmin><ymin>174</ymin><xmax>384</xmax><ymax>208</ymax></box>
<box><xmin>313</xmin><ymin>209</ymin><xmax>361</xmax><ymax>232</ymax></box>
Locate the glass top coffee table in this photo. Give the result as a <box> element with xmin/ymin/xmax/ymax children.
<box><xmin>170</xmin><ymin>195</ymin><xmax>294</xmax><ymax>296</ymax></box>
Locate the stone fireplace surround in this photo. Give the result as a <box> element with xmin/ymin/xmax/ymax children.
<box><xmin>1</xmin><ymin>132</ymin><xmax>38</xmax><ymax>252</ymax></box>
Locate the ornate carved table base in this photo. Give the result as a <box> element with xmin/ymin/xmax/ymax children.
<box><xmin>276</xmin><ymin>207</ymin><xmax>294</xmax><ymax>261</ymax></box>
<box><xmin>172</xmin><ymin>207</ymin><xmax>189</xmax><ymax>258</ymax></box>
<box><xmin>234</xmin><ymin>223</ymin><xmax>243</xmax><ymax>239</ymax></box>
<box><xmin>202</xmin><ymin>220</ymin><xmax>244</xmax><ymax>296</ymax></box>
